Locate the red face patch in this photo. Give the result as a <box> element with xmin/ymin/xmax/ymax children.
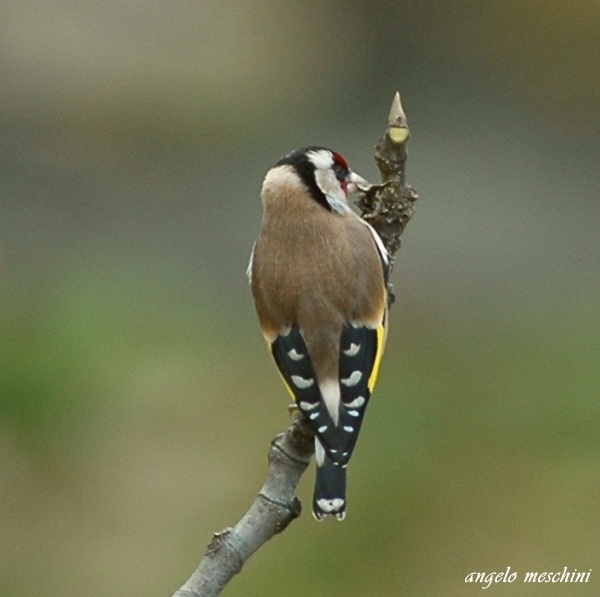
<box><xmin>331</xmin><ymin>153</ymin><xmax>350</xmax><ymax>194</ymax></box>
<box><xmin>332</xmin><ymin>152</ymin><xmax>350</xmax><ymax>190</ymax></box>
<box><xmin>332</xmin><ymin>152</ymin><xmax>349</xmax><ymax>172</ymax></box>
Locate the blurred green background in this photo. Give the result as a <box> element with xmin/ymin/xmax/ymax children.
<box><xmin>1</xmin><ymin>1</ymin><xmax>599</xmax><ymax>596</ymax></box>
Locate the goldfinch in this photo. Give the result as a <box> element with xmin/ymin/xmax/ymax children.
<box><xmin>248</xmin><ymin>147</ymin><xmax>389</xmax><ymax>520</ymax></box>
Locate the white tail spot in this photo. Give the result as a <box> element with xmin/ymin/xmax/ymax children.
<box><xmin>316</xmin><ymin>498</ymin><xmax>345</xmax><ymax>513</ymax></box>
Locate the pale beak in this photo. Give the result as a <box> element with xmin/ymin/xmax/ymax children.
<box><xmin>346</xmin><ymin>171</ymin><xmax>371</xmax><ymax>193</ymax></box>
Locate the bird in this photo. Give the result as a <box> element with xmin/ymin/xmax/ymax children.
<box><xmin>248</xmin><ymin>147</ymin><xmax>389</xmax><ymax>521</ymax></box>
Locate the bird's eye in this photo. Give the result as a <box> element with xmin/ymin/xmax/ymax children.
<box><xmin>332</xmin><ymin>162</ymin><xmax>348</xmax><ymax>182</ymax></box>
<box><xmin>331</xmin><ymin>152</ymin><xmax>350</xmax><ymax>182</ymax></box>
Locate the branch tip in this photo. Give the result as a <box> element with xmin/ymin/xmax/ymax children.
<box><xmin>388</xmin><ymin>91</ymin><xmax>407</xmax><ymax>126</ymax></box>
<box><xmin>388</xmin><ymin>127</ymin><xmax>409</xmax><ymax>144</ymax></box>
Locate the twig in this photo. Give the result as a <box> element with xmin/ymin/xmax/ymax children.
<box><xmin>171</xmin><ymin>92</ymin><xmax>417</xmax><ymax>597</ymax></box>
<box><xmin>356</xmin><ymin>91</ymin><xmax>418</xmax><ymax>304</ymax></box>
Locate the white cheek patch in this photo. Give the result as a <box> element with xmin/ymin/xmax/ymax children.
<box><xmin>307</xmin><ymin>149</ymin><xmax>350</xmax><ymax>215</ymax></box>
<box><xmin>306</xmin><ymin>149</ymin><xmax>334</xmax><ymax>170</ymax></box>
<box><xmin>314</xmin><ymin>169</ymin><xmax>350</xmax><ymax>214</ymax></box>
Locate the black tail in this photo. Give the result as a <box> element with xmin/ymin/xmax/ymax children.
<box><xmin>312</xmin><ymin>451</ymin><xmax>347</xmax><ymax>521</ymax></box>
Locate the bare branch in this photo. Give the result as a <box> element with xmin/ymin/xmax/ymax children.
<box><xmin>172</xmin><ymin>416</ymin><xmax>314</xmax><ymax>597</ymax></box>
<box><xmin>170</xmin><ymin>92</ymin><xmax>418</xmax><ymax>597</ymax></box>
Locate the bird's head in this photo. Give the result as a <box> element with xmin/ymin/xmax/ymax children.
<box><xmin>264</xmin><ymin>147</ymin><xmax>369</xmax><ymax>215</ymax></box>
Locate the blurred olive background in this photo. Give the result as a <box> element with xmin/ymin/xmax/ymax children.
<box><xmin>1</xmin><ymin>1</ymin><xmax>599</xmax><ymax>596</ymax></box>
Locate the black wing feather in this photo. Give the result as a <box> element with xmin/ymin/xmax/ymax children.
<box><xmin>271</xmin><ymin>326</ymin><xmax>338</xmax><ymax>451</ymax></box>
<box><xmin>336</xmin><ymin>324</ymin><xmax>379</xmax><ymax>465</ymax></box>
<box><xmin>271</xmin><ymin>323</ymin><xmax>382</xmax><ymax>467</ymax></box>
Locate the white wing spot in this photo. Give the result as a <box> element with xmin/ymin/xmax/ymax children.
<box><xmin>347</xmin><ymin>410</ymin><xmax>360</xmax><ymax>417</ymax></box>
<box><xmin>341</xmin><ymin>371</ymin><xmax>362</xmax><ymax>387</ymax></box>
<box><xmin>344</xmin><ymin>396</ymin><xmax>365</xmax><ymax>408</ymax></box>
<box><xmin>299</xmin><ymin>400</ymin><xmax>318</xmax><ymax>411</ymax></box>
<box><xmin>291</xmin><ymin>375</ymin><xmax>314</xmax><ymax>389</ymax></box>
<box><xmin>318</xmin><ymin>425</ymin><xmax>328</xmax><ymax>433</ymax></box>
<box><xmin>288</xmin><ymin>348</ymin><xmax>304</xmax><ymax>361</ymax></box>
<box><xmin>343</xmin><ymin>426</ymin><xmax>354</xmax><ymax>432</ymax></box>
<box><xmin>309</xmin><ymin>412</ymin><xmax>319</xmax><ymax>420</ymax></box>
<box><xmin>343</xmin><ymin>343</ymin><xmax>361</xmax><ymax>357</ymax></box>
